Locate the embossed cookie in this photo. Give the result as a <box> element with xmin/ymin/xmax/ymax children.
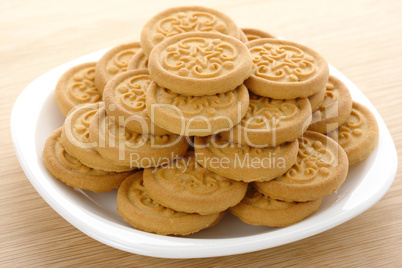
<box><xmin>328</xmin><ymin>102</ymin><xmax>379</xmax><ymax>165</ymax></box>
<box><xmin>140</xmin><ymin>6</ymin><xmax>242</xmax><ymax>57</ymax></box>
<box><xmin>194</xmin><ymin>134</ymin><xmax>298</xmax><ymax>182</ymax></box>
<box><xmin>245</xmin><ymin>38</ymin><xmax>329</xmax><ymax>99</ymax></box>
<box><xmin>127</xmin><ymin>49</ymin><xmax>148</xmax><ymax>70</ymax></box>
<box><xmin>308</xmin><ymin>85</ymin><xmax>326</xmax><ymax>112</ymax></box>
<box><xmin>103</xmin><ymin>69</ymin><xmax>170</xmax><ymax>135</ymax></box>
<box><xmin>241</xmin><ymin>28</ymin><xmax>276</xmax><ymax>41</ymax></box>
<box><xmin>95</xmin><ymin>42</ymin><xmax>142</xmax><ymax>94</ymax></box>
<box><xmin>220</xmin><ymin>91</ymin><xmax>312</xmax><ymax>147</ymax></box>
<box><xmin>148</xmin><ymin>32</ymin><xmax>253</xmax><ymax>96</ymax></box>
<box><xmin>146</xmin><ymin>81</ymin><xmax>249</xmax><ymax>136</ymax></box>
<box><xmin>308</xmin><ymin>75</ymin><xmax>352</xmax><ymax>133</ymax></box>
<box><xmin>254</xmin><ymin>131</ymin><xmax>349</xmax><ymax>202</ymax></box>
<box><xmin>43</xmin><ymin>128</ymin><xmax>131</xmax><ymax>193</ymax></box>
<box><xmin>61</xmin><ymin>102</ymin><xmax>133</xmax><ymax>172</ymax></box>
<box><xmin>55</xmin><ymin>62</ymin><xmax>101</xmax><ymax>116</ymax></box>
<box><xmin>142</xmin><ymin>152</ymin><xmax>248</xmax><ymax>215</ymax></box>
<box><xmin>88</xmin><ymin>106</ymin><xmax>189</xmax><ymax>168</ymax></box>
<box><xmin>229</xmin><ymin>185</ymin><xmax>322</xmax><ymax>227</ymax></box>
<box><xmin>117</xmin><ymin>171</ymin><xmax>225</xmax><ymax>236</ymax></box>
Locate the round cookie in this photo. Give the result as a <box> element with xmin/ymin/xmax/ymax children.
<box><xmin>117</xmin><ymin>171</ymin><xmax>225</xmax><ymax>236</ymax></box>
<box><xmin>244</xmin><ymin>38</ymin><xmax>329</xmax><ymax>99</ymax></box>
<box><xmin>146</xmin><ymin>81</ymin><xmax>249</xmax><ymax>136</ymax></box>
<box><xmin>142</xmin><ymin>152</ymin><xmax>248</xmax><ymax>215</ymax></box>
<box><xmin>241</xmin><ymin>28</ymin><xmax>276</xmax><ymax>41</ymax></box>
<box><xmin>43</xmin><ymin>128</ymin><xmax>132</xmax><ymax>193</ymax></box>
<box><xmin>140</xmin><ymin>6</ymin><xmax>242</xmax><ymax>57</ymax></box>
<box><xmin>88</xmin><ymin>106</ymin><xmax>189</xmax><ymax>168</ymax></box>
<box><xmin>253</xmin><ymin>131</ymin><xmax>349</xmax><ymax>202</ymax></box>
<box><xmin>219</xmin><ymin>91</ymin><xmax>312</xmax><ymax>147</ymax></box>
<box><xmin>55</xmin><ymin>62</ymin><xmax>101</xmax><ymax>116</ymax></box>
<box><xmin>102</xmin><ymin>69</ymin><xmax>171</xmax><ymax>135</ymax></box>
<box><xmin>229</xmin><ymin>185</ymin><xmax>322</xmax><ymax>227</ymax></box>
<box><xmin>148</xmin><ymin>32</ymin><xmax>253</xmax><ymax>96</ymax></box>
<box><xmin>95</xmin><ymin>42</ymin><xmax>142</xmax><ymax>94</ymax></box>
<box><xmin>61</xmin><ymin>102</ymin><xmax>133</xmax><ymax>172</ymax></box>
<box><xmin>194</xmin><ymin>134</ymin><xmax>298</xmax><ymax>182</ymax></box>
<box><xmin>308</xmin><ymin>85</ymin><xmax>326</xmax><ymax>112</ymax></box>
<box><xmin>308</xmin><ymin>75</ymin><xmax>353</xmax><ymax>134</ymax></box>
<box><xmin>328</xmin><ymin>101</ymin><xmax>379</xmax><ymax>165</ymax></box>
<box><xmin>127</xmin><ymin>49</ymin><xmax>148</xmax><ymax>70</ymax></box>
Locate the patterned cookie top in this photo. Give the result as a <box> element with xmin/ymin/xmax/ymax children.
<box><xmin>127</xmin><ymin>49</ymin><xmax>149</xmax><ymax>70</ymax></box>
<box><xmin>140</xmin><ymin>6</ymin><xmax>241</xmax><ymax>57</ymax></box>
<box><xmin>245</xmin><ymin>39</ymin><xmax>329</xmax><ymax>99</ymax></box>
<box><xmin>55</xmin><ymin>62</ymin><xmax>101</xmax><ymax>116</ymax></box>
<box><xmin>148</xmin><ymin>32</ymin><xmax>253</xmax><ymax>96</ymax></box>
<box><xmin>95</xmin><ymin>42</ymin><xmax>142</xmax><ymax>94</ymax></box>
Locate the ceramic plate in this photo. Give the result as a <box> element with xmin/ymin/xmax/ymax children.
<box><xmin>11</xmin><ymin>48</ymin><xmax>397</xmax><ymax>259</ymax></box>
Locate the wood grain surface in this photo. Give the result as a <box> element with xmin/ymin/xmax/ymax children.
<box><xmin>1</xmin><ymin>0</ymin><xmax>401</xmax><ymax>266</ymax></box>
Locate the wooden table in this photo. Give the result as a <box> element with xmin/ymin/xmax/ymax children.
<box><xmin>1</xmin><ymin>0</ymin><xmax>401</xmax><ymax>266</ymax></box>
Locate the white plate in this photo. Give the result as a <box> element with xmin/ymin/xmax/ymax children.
<box><xmin>11</xmin><ymin>48</ymin><xmax>397</xmax><ymax>259</ymax></box>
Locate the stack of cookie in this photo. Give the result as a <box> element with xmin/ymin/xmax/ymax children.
<box><xmin>44</xmin><ymin>5</ymin><xmax>379</xmax><ymax>236</ymax></box>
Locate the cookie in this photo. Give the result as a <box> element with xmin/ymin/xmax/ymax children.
<box><xmin>194</xmin><ymin>134</ymin><xmax>298</xmax><ymax>182</ymax></box>
<box><xmin>220</xmin><ymin>91</ymin><xmax>312</xmax><ymax>147</ymax></box>
<box><xmin>127</xmin><ymin>49</ymin><xmax>148</xmax><ymax>70</ymax></box>
<box><xmin>117</xmin><ymin>171</ymin><xmax>225</xmax><ymax>236</ymax></box>
<box><xmin>328</xmin><ymin>101</ymin><xmax>379</xmax><ymax>165</ymax></box>
<box><xmin>102</xmin><ymin>69</ymin><xmax>171</xmax><ymax>135</ymax></box>
<box><xmin>308</xmin><ymin>85</ymin><xmax>326</xmax><ymax>112</ymax></box>
<box><xmin>95</xmin><ymin>42</ymin><xmax>142</xmax><ymax>94</ymax></box>
<box><xmin>146</xmin><ymin>81</ymin><xmax>249</xmax><ymax>136</ymax></box>
<box><xmin>55</xmin><ymin>62</ymin><xmax>101</xmax><ymax>116</ymax></box>
<box><xmin>308</xmin><ymin>75</ymin><xmax>353</xmax><ymax>133</ymax></box>
<box><xmin>241</xmin><ymin>28</ymin><xmax>276</xmax><ymax>41</ymax></box>
<box><xmin>229</xmin><ymin>185</ymin><xmax>322</xmax><ymax>227</ymax></box>
<box><xmin>61</xmin><ymin>102</ymin><xmax>133</xmax><ymax>172</ymax></box>
<box><xmin>142</xmin><ymin>152</ymin><xmax>248</xmax><ymax>215</ymax></box>
<box><xmin>244</xmin><ymin>38</ymin><xmax>329</xmax><ymax>99</ymax></box>
<box><xmin>148</xmin><ymin>32</ymin><xmax>253</xmax><ymax>96</ymax></box>
<box><xmin>140</xmin><ymin>6</ymin><xmax>242</xmax><ymax>57</ymax></box>
<box><xmin>43</xmin><ymin>128</ymin><xmax>132</xmax><ymax>193</ymax></box>
<box><xmin>253</xmin><ymin>131</ymin><xmax>349</xmax><ymax>202</ymax></box>
<box><xmin>88</xmin><ymin>106</ymin><xmax>189</xmax><ymax>168</ymax></box>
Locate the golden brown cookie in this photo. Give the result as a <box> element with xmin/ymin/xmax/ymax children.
<box><xmin>88</xmin><ymin>106</ymin><xmax>189</xmax><ymax>168</ymax></box>
<box><xmin>117</xmin><ymin>171</ymin><xmax>225</xmax><ymax>236</ymax></box>
<box><xmin>245</xmin><ymin>38</ymin><xmax>329</xmax><ymax>99</ymax></box>
<box><xmin>241</xmin><ymin>28</ymin><xmax>276</xmax><ymax>41</ymax></box>
<box><xmin>220</xmin><ymin>91</ymin><xmax>312</xmax><ymax>147</ymax></box>
<box><xmin>142</xmin><ymin>152</ymin><xmax>248</xmax><ymax>215</ymax></box>
<box><xmin>127</xmin><ymin>49</ymin><xmax>148</xmax><ymax>70</ymax></box>
<box><xmin>308</xmin><ymin>85</ymin><xmax>326</xmax><ymax>112</ymax></box>
<box><xmin>95</xmin><ymin>42</ymin><xmax>142</xmax><ymax>94</ymax></box>
<box><xmin>229</xmin><ymin>185</ymin><xmax>322</xmax><ymax>227</ymax></box>
<box><xmin>253</xmin><ymin>131</ymin><xmax>349</xmax><ymax>202</ymax></box>
<box><xmin>308</xmin><ymin>75</ymin><xmax>353</xmax><ymax>133</ymax></box>
<box><xmin>43</xmin><ymin>128</ymin><xmax>132</xmax><ymax>193</ymax></box>
<box><xmin>146</xmin><ymin>81</ymin><xmax>249</xmax><ymax>136</ymax></box>
<box><xmin>148</xmin><ymin>32</ymin><xmax>253</xmax><ymax>96</ymax></box>
<box><xmin>102</xmin><ymin>69</ymin><xmax>170</xmax><ymax>135</ymax></box>
<box><xmin>55</xmin><ymin>62</ymin><xmax>101</xmax><ymax>116</ymax></box>
<box><xmin>140</xmin><ymin>6</ymin><xmax>242</xmax><ymax>57</ymax></box>
<box><xmin>194</xmin><ymin>134</ymin><xmax>298</xmax><ymax>182</ymax></box>
<box><xmin>61</xmin><ymin>102</ymin><xmax>133</xmax><ymax>172</ymax></box>
<box><xmin>327</xmin><ymin>101</ymin><xmax>379</xmax><ymax>165</ymax></box>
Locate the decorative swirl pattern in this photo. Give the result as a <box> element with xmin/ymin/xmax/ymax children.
<box><xmin>283</xmin><ymin>137</ymin><xmax>334</xmax><ymax>183</ymax></box>
<box><xmin>73</xmin><ymin>109</ymin><xmax>97</xmax><ymax>143</ymax></box>
<box><xmin>154</xmin><ymin>11</ymin><xmax>227</xmax><ymax>42</ymax></box>
<box><xmin>106</xmin><ymin>49</ymin><xmax>137</xmax><ymax>77</ymax></box>
<box><xmin>157</xmin><ymin>87</ymin><xmax>236</xmax><ymax>116</ymax></box>
<box><xmin>68</xmin><ymin>67</ymin><xmax>101</xmax><ymax>103</ymax></box>
<box><xmin>155</xmin><ymin>156</ymin><xmax>233</xmax><ymax>195</ymax></box>
<box><xmin>337</xmin><ymin>109</ymin><xmax>364</xmax><ymax>146</ymax></box>
<box><xmin>162</xmin><ymin>37</ymin><xmax>237</xmax><ymax>78</ymax></box>
<box><xmin>241</xmin><ymin>93</ymin><xmax>299</xmax><ymax>129</ymax></box>
<box><xmin>115</xmin><ymin>75</ymin><xmax>152</xmax><ymax>112</ymax></box>
<box><xmin>250</xmin><ymin>44</ymin><xmax>316</xmax><ymax>82</ymax></box>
